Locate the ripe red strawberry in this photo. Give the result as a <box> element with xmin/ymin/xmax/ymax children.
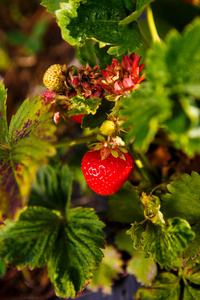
<box><xmin>81</xmin><ymin>149</ymin><xmax>134</xmax><ymax>195</ymax></box>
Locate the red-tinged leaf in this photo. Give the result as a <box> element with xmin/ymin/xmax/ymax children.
<box><xmin>0</xmin><ymin>82</ymin><xmax>56</xmax><ymax>220</ymax></box>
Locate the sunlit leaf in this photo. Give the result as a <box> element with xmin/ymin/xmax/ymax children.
<box><xmin>127</xmin><ymin>218</ymin><xmax>195</xmax><ymax>268</ymax></box>
<box><xmin>127</xmin><ymin>251</ymin><xmax>157</xmax><ymax>286</ymax></box>
<box><xmin>55</xmin><ymin>0</ymin><xmax>142</xmax><ymax>56</ymax></box>
<box><xmin>0</xmin><ymin>82</ymin><xmax>56</xmax><ymax>219</ymax></box>
<box><xmin>184</xmin><ymin>284</ymin><xmax>200</xmax><ymax>300</ymax></box>
<box><xmin>88</xmin><ymin>245</ymin><xmax>123</xmax><ymax>295</ymax></box>
<box><xmin>68</xmin><ymin>95</ymin><xmax>101</xmax><ymax>117</ymax></box>
<box><xmin>135</xmin><ymin>272</ymin><xmax>180</xmax><ymax>300</ymax></box>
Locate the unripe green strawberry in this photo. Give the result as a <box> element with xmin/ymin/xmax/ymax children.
<box><xmin>81</xmin><ymin>149</ymin><xmax>134</xmax><ymax>195</ymax></box>
<box><xmin>43</xmin><ymin>64</ymin><xmax>66</xmax><ymax>92</ymax></box>
<box><xmin>100</xmin><ymin>120</ymin><xmax>116</xmax><ymax>136</ymax></box>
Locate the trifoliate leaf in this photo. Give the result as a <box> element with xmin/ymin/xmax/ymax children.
<box><xmin>184</xmin><ymin>284</ymin><xmax>200</xmax><ymax>300</ymax></box>
<box><xmin>107</xmin><ymin>188</ymin><xmax>144</xmax><ymax>223</ymax></box>
<box><xmin>0</xmin><ymin>206</ymin><xmax>105</xmax><ymax>298</ymax></box>
<box><xmin>183</xmin><ymin>221</ymin><xmax>200</xmax><ymax>259</ymax></box>
<box><xmin>68</xmin><ymin>95</ymin><xmax>101</xmax><ymax>116</ymax></box>
<box><xmin>161</xmin><ymin>172</ymin><xmax>200</xmax><ymax>224</ymax></box>
<box><xmin>120</xmin><ymin>83</ymin><xmax>172</xmax><ymax>152</ymax></box>
<box><xmin>127</xmin><ymin>218</ymin><xmax>195</xmax><ymax>268</ymax></box>
<box><xmin>55</xmin><ymin>0</ymin><xmax>142</xmax><ymax>56</ymax></box>
<box><xmin>28</xmin><ymin>164</ymin><xmax>73</xmax><ymax>214</ymax></box>
<box><xmin>87</xmin><ymin>245</ymin><xmax>124</xmax><ymax>295</ymax></box>
<box><xmin>135</xmin><ymin>272</ymin><xmax>181</xmax><ymax>300</ymax></box>
<box><xmin>0</xmin><ymin>82</ymin><xmax>56</xmax><ymax>219</ymax></box>
<box><xmin>127</xmin><ymin>251</ymin><xmax>157</xmax><ymax>287</ymax></box>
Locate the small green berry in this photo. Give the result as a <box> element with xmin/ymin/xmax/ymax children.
<box><xmin>100</xmin><ymin>120</ymin><xmax>116</xmax><ymax>136</ymax></box>
<box><xmin>43</xmin><ymin>64</ymin><xmax>66</xmax><ymax>92</ymax></box>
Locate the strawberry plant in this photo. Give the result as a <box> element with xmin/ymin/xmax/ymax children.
<box><xmin>1</xmin><ymin>0</ymin><xmax>200</xmax><ymax>299</ymax></box>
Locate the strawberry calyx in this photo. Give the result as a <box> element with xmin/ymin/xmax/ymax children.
<box><xmin>89</xmin><ymin>135</ymin><xmax>128</xmax><ymax>161</ymax></box>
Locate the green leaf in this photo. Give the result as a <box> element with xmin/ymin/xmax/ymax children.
<box><xmin>120</xmin><ymin>0</ymin><xmax>154</xmax><ymax>25</ymax></box>
<box><xmin>127</xmin><ymin>218</ymin><xmax>195</xmax><ymax>268</ymax></box>
<box><xmin>68</xmin><ymin>95</ymin><xmax>101</xmax><ymax>116</ymax></box>
<box><xmin>120</xmin><ymin>83</ymin><xmax>172</xmax><ymax>152</ymax></box>
<box><xmin>41</xmin><ymin>0</ymin><xmax>68</xmax><ymax>15</ymax></box>
<box><xmin>0</xmin><ymin>260</ymin><xmax>7</xmax><ymax>278</ymax></box>
<box><xmin>82</xmin><ymin>97</ymin><xmax>115</xmax><ymax>129</ymax></box>
<box><xmin>135</xmin><ymin>272</ymin><xmax>180</xmax><ymax>300</ymax></box>
<box><xmin>107</xmin><ymin>188</ymin><xmax>144</xmax><ymax>223</ymax></box>
<box><xmin>146</xmin><ymin>18</ymin><xmax>200</xmax><ymax>87</ymax></box>
<box><xmin>55</xmin><ymin>0</ymin><xmax>142</xmax><ymax>56</ymax></box>
<box><xmin>183</xmin><ymin>221</ymin><xmax>200</xmax><ymax>259</ymax></box>
<box><xmin>115</xmin><ymin>228</ymin><xmax>137</xmax><ymax>256</ymax></box>
<box><xmin>184</xmin><ymin>265</ymin><xmax>200</xmax><ymax>285</ymax></box>
<box><xmin>88</xmin><ymin>245</ymin><xmax>123</xmax><ymax>295</ymax></box>
<box><xmin>48</xmin><ymin>207</ymin><xmax>105</xmax><ymax>298</ymax></box>
<box><xmin>161</xmin><ymin>172</ymin><xmax>200</xmax><ymax>224</ymax></box>
<box><xmin>127</xmin><ymin>251</ymin><xmax>157</xmax><ymax>286</ymax></box>
<box><xmin>0</xmin><ymin>206</ymin><xmax>105</xmax><ymax>298</ymax></box>
<box><xmin>29</xmin><ymin>164</ymin><xmax>73</xmax><ymax>214</ymax></box>
<box><xmin>184</xmin><ymin>284</ymin><xmax>200</xmax><ymax>300</ymax></box>
<box><xmin>0</xmin><ymin>82</ymin><xmax>56</xmax><ymax>219</ymax></box>
<box><xmin>0</xmin><ymin>81</ymin><xmax>8</xmax><ymax>143</ymax></box>
<box><xmin>75</xmin><ymin>39</ymin><xmax>97</xmax><ymax>67</ymax></box>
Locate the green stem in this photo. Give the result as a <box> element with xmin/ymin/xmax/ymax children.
<box><xmin>54</xmin><ymin>134</ymin><xmax>98</xmax><ymax>148</ymax></box>
<box><xmin>139</xmin><ymin>26</ymin><xmax>151</xmax><ymax>48</ymax></box>
<box><xmin>146</xmin><ymin>5</ymin><xmax>161</xmax><ymax>43</ymax></box>
<box><xmin>130</xmin><ymin>148</ymin><xmax>158</xmax><ymax>185</ymax></box>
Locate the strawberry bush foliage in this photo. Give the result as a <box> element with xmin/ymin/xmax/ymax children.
<box><xmin>1</xmin><ymin>0</ymin><xmax>200</xmax><ymax>299</ymax></box>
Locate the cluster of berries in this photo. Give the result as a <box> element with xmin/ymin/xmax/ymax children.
<box><xmin>41</xmin><ymin>53</ymin><xmax>145</xmax><ymax>195</ymax></box>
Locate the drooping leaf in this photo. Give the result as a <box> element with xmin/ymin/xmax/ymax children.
<box><xmin>0</xmin><ymin>82</ymin><xmax>56</xmax><ymax>219</ymax></box>
<box><xmin>55</xmin><ymin>0</ymin><xmax>142</xmax><ymax>56</ymax></box>
<box><xmin>120</xmin><ymin>83</ymin><xmax>172</xmax><ymax>152</ymax></box>
<box><xmin>28</xmin><ymin>164</ymin><xmax>73</xmax><ymax>214</ymax></box>
<box><xmin>127</xmin><ymin>218</ymin><xmax>195</xmax><ymax>268</ymax></box>
<box><xmin>107</xmin><ymin>188</ymin><xmax>144</xmax><ymax>223</ymax></box>
<box><xmin>87</xmin><ymin>245</ymin><xmax>124</xmax><ymax>295</ymax></box>
<box><xmin>161</xmin><ymin>172</ymin><xmax>200</xmax><ymax>224</ymax></box>
<box><xmin>135</xmin><ymin>272</ymin><xmax>181</xmax><ymax>300</ymax></box>
<box><xmin>0</xmin><ymin>205</ymin><xmax>105</xmax><ymax>298</ymax></box>
<box><xmin>68</xmin><ymin>95</ymin><xmax>101</xmax><ymax>117</ymax></box>
<box><xmin>82</xmin><ymin>97</ymin><xmax>115</xmax><ymax>129</ymax></box>
<box><xmin>184</xmin><ymin>284</ymin><xmax>200</xmax><ymax>300</ymax></box>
